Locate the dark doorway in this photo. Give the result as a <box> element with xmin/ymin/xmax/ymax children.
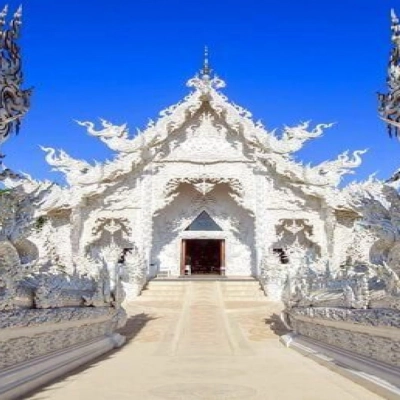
<box><xmin>182</xmin><ymin>239</ymin><xmax>224</xmax><ymax>275</ymax></box>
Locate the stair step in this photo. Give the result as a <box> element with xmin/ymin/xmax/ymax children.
<box><xmin>219</xmin><ymin>282</ymin><xmax>259</xmax><ymax>285</ymax></box>
<box><xmin>223</xmin><ymin>297</ymin><xmax>268</xmax><ymax>301</ymax></box>
<box><xmin>143</xmin><ymin>286</ymin><xmax>186</xmax><ymax>291</ymax></box>
<box><xmin>135</xmin><ymin>297</ymin><xmax>183</xmax><ymax>302</ymax></box>
<box><xmin>221</xmin><ymin>286</ymin><xmax>262</xmax><ymax>293</ymax></box>
<box><xmin>144</xmin><ymin>287</ymin><xmax>186</xmax><ymax>290</ymax></box>
<box><xmin>137</xmin><ymin>280</ymin><xmax>267</xmax><ymax>301</ymax></box>
<box><xmin>221</xmin><ymin>289</ymin><xmax>263</xmax><ymax>292</ymax></box>
<box><xmin>146</xmin><ymin>282</ymin><xmax>187</xmax><ymax>287</ymax></box>
<box><xmin>223</xmin><ymin>293</ymin><xmax>266</xmax><ymax>297</ymax></box>
<box><xmin>140</xmin><ymin>292</ymin><xmax>185</xmax><ymax>297</ymax></box>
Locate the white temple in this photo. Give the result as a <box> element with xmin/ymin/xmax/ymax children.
<box><xmin>10</xmin><ymin>55</ymin><xmax>370</xmax><ymax>301</ymax></box>
<box><xmin>4</xmin><ymin>7</ymin><xmax>400</xmax><ymax>397</ymax></box>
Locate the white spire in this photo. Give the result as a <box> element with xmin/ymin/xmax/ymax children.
<box><xmin>187</xmin><ymin>47</ymin><xmax>226</xmax><ymax>92</ymax></box>
<box><xmin>200</xmin><ymin>46</ymin><xmax>212</xmax><ymax>78</ymax></box>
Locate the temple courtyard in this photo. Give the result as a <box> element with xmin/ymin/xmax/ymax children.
<box><xmin>26</xmin><ymin>280</ymin><xmax>382</xmax><ymax>400</ymax></box>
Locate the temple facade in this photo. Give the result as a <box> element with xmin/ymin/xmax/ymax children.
<box><xmin>11</xmin><ymin>62</ymin><xmax>370</xmax><ymax>301</ymax></box>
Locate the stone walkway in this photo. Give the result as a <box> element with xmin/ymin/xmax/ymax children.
<box><xmin>26</xmin><ymin>281</ymin><xmax>382</xmax><ymax>400</ymax></box>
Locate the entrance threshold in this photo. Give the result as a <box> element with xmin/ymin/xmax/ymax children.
<box><xmin>153</xmin><ymin>276</ymin><xmax>256</xmax><ymax>282</ymax></box>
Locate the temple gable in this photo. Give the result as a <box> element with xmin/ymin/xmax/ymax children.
<box><xmin>4</xmin><ymin>56</ymin><xmax>368</xmax><ymax>300</ymax></box>
<box><xmin>161</xmin><ymin>113</ymin><xmax>250</xmax><ymax>163</ymax></box>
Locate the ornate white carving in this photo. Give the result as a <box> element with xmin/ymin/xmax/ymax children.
<box><xmin>0</xmin><ymin>307</ymin><xmax>126</xmax><ymax>370</ymax></box>
<box><xmin>345</xmin><ymin>178</ymin><xmax>400</xmax><ymax>273</ymax></box>
<box><xmin>121</xmin><ymin>245</ymin><xmax>146</xmax><ymax>302</ymax></box>
<box><xmin>287</xmin><ymin>314</ymin><xmax>400</xmax><ymax>368</ymax></box>
<box><xmin>0</xmin><ymin>5</ymin><xmax>31</xmax><ymax>150</ymax></box>
<box><xmin>76</xmin><ymin>119</ymin><xmax>138</xmax><ymax>153</ymax></box>
<box><xmin>4</xmin><ymin>63</ymin><xmax>374</xmax><ymax>304</ymax></box>
<box><xmin>378</xmin><ymin>9</ymin><xmax>400</xmax><ymax>136</ymax></box>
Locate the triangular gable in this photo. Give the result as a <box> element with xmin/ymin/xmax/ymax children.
<box><xmin>185</xmin><ymin>211</ymin><xmax>222</xmax><ymax>231</ymax></box>
<box><xmin>37</xmin><ymin>67</ymin><xmax>358</xmax><ymax>212</ymax></box>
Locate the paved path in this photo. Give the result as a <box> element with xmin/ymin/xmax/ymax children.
<box><xmin>27</xmin><ymin>282</ymin><xmax>382</xmax><ymax>400</ymax></box>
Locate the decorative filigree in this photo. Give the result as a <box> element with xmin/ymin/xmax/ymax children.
<box><xmin>186</xmin><ymin>74</ymin><xmax>226</xmax><ymax>93</ymax></box>
<box><xmin>378</xmin><ymin>9</ymin><xmax>400</xmax><ymax>137</ymax></box>
<box><xmin>287</xmin><ymin>313</ymin><xmax>400</xmax><ymax>368</ymax></box>
<box><xmin>88</xmin><ymin>217</ymin><xmax>132</xmax><ymax>253</ymax></box>
<box><xmin>120</xmin><ymin>244</ymin><xmax>146</xmax><ymax>301</ymax></box>
<box><xmin>76</xmin><ymin>119</ymin><xmax>139</xmax><ymax>153</ymax></box>
<box><xmin>346</xmin><ymin>179</ymin><xmax>400</xmax><ymax>273</ymax></box>
<box><xmin>8</xmin><ymin>52</ymin><xmax>381</xmax><ymax>305</ymax></box>
<box><xmin>0</xmin><ymin>5</ymin><xmax>31</xmax><ymax>150</ymax></box>
<box><xmin>103</xmin><ymin>219</ymin><xmax>122</xmax><ymax>235</ymax></box>
<box><xmin>193</xmin><ymin>180</ymin><xmax>216</xmax><ymax>196</ymax></box>
<box><xmin>157</xmin><ymin>175</ymin><xmax>248</xmax><ymax>217</ymax></box>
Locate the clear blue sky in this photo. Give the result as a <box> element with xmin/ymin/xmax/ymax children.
<box><xmin>2</xmin><ymin>0</ymin><xmax>400</xmax><ymax>185</ymax></box>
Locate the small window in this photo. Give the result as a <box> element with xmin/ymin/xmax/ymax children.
<box><xmin>273</xmin><ymin>248</ymin><xmax>289</xmax><ymax>264</ymax></box>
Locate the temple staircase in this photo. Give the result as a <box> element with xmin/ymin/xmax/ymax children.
<box><xmin>136</xmin><ymin>277</ymin><xmax>276</xmax><ymax>304</ymax></box>
<box><xmin>136</xmin><ymin>280</ymin><xmax>187</xmax><ymax>301</ymax></box>
<box><xmin>133</xmin><ymin>278</ymin><xmax>286</xmax><ymax>342</ymax></box>
<box><xmin>219</xmin><ymin>279</ymin><xmax>268</xmax><ymax>302</ymax></box>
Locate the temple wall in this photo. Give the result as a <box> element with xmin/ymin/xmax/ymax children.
<box><xmin>23</xmin><ymin>157</ymin><xmax>355</xmax><ymax>289</ymax></box>
<box><xmin>27</xmin><ymin>211</ymin><xmax>74</xmax><ymax>273</ymax></box>
<box><xmin>282</xmin><ymin>307</ymin><xmax>400</xmax><ymax>393</ymax></box>
<box><xmin>0</xmin><ymin>307</ymin><xmax>125</xmax><ymax>400</ymax></box>
<box><xmin>260</xmin><ymin>176</ymin><xmax>330</xmax><ymax>265</ymax></box>
<box><xmin>331</xmin><ymin>211</ymin><xmax>358</xmax><ymax>268</ymax></box>
<box><xmin>22</xmin><ymin>158</ymin><xmax>358</xmax><ymax>298</ymax></box>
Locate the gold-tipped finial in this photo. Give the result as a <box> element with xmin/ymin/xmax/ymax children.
<box><xmin>201</xmin><ymin>46</ymin><xmax>212</xmax><ymax>77</ymax></box>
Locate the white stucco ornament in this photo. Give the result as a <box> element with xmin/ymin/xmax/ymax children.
<box><xmin>0</xmin><ymin>53</ymin><xmax>385</xmax><ymax>305</ymax></box>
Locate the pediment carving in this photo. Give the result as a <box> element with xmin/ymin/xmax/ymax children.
<box><xmin>163</xmin><ymin>113</ymin><xmax>248</xmax><ymax>163</ymax></box>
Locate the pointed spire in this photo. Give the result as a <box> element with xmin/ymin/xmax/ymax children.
<box><xmin>10</xmin><ymin>5</ymin><xmax>22</xmax><ymax>39</ymax></box>
<box><xmin>391</xmin><ymin>8</ymin><xmax>400</xmax><ymax>46</ymax></box>
<box><xmin>187</xmin><ymin>47</ymin><xmax>226</xmax><ymax>91</ymax></box>
<box><xmin>391</xmin><ymin>8</ymin><xmax>399</xmax><ymax>23</ymax></box>
<box><xmin>0</xmin><ymin>5</ymin><xmax>8</xmax><ymax>32</ymax></box>
<box><xmin>200</xmin><ymin>46</ymin><xmax>212</xmax><ymax>78</ymax></box>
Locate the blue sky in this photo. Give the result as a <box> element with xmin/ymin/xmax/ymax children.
<box><xmin>2</xmin><ymin>0</ymin><xmax>400</xmax><ymax>185</ymax></box>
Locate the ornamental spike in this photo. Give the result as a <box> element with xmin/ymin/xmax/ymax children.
<box><xmin>378</xmin><ymin>9</ymin><xmax>400</xmax><ymax>138</ymax></box>
<box><xmin>0</xmin><ymin>4</ymin><xmax>7</xmax><ymax>18</ymax></box>
<box><xmin>10</xmin><ymin>4</ymin><xmax>22</xmax><ymax>38</ymax></box>
<box><xmin>0</xmin><ymin>5</ymin><xmax>8</xmax><ymax>32</ymax></box>
<box><xmin>203</xmin><ymin>46</ymin><xmax>209</xmax><ymax>74</ymax></box>
<box><xmin>200</xmin><ymin>45</ymin><xmax>212</xmax><ymax>78</ymax></box>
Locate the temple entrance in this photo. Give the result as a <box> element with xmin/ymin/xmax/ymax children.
<box><xmin>181</xmin><ymin>239</ymin><xmax>225</xmax><ymax>275</ymax></box>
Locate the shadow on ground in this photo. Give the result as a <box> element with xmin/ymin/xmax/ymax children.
<box><xmin>118</xmin><ymin>312</ymin><xmax>158</xmax><ymax>342</ymax></box>
<box><xmin>24</xmin><ymin>312</ymin><xmax>156</xmax><ymax>400</ymax></box>
<box><xmin>264</xmin><ymin>313</ymin><xmax>289</xmax><ymax>336</ymax></box>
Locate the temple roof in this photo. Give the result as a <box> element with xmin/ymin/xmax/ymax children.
<box><xmin>5</xmin><ymin>58</ymin><xmax>366</xmax><ymax>211</ymax></box>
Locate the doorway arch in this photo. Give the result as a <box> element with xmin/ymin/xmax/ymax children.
<box><xmin>151</xmin><ymin>182</ymin><xmax>256</xmax><ymax>277</ymax></box>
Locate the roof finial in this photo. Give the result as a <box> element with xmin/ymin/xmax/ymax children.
<box><xmin>201</xmin><ymin>46</ymin><xmax>212</xmax><ymax>77</ymax></box>
<box><xmin>187</xmin><ymin>46</ymin><xmax>225</xmax><ymax>90</ymax></box>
